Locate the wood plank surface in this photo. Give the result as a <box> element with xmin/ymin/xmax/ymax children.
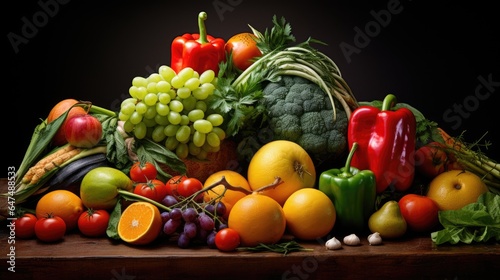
<box><xmin>1</xmin><ymin>180</ymin><xmax>498</xmax><ymax>279</ymax></box>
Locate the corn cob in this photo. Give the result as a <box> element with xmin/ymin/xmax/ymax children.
<box><xmin>22</xmin><ymin>144</ymin><xmax>81</xmax><ymax>185</ymax></box>
<box><xmin>13</xmin><ymin>145</ymin><xmax>107</xmax><ymax>204</ymax></box>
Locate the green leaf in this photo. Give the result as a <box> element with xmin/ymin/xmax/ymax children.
<box><xmin>136</xmin><ymin>138</ymin><xmax>186</xmax><ymax>181</ymax></box>
<box><xmin>16</xmin><ymin>111</ymin><xmax>69</xmax><ymax>184</ymax></box>
<box><xmin>95</xmin><ymin>114</ymin><xmax>130</xmax><ymax>171</ymax></box>
<box><xmin>106</xmin><ymin>200</ymin><xmax>122</xmax><ymax>240</ymax></box>
<box><xmin>431</xmin><ymin>192</ymin><xmax>500</xmax><ymax>245</ymax></box>
<box><xmin>478</xmin><ymin>191</ymin><xmax>500</xmax><ymax>223</ymax></box>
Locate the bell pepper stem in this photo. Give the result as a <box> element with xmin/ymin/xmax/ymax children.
<box><xmin>381</xmin><ymin>93</ymin><xmax>397</xmax><ymax>111</ymax></box>
<box><xmin>341</xmin><ymin>142</ymin><xmax>358</xmax><ymax>178</ymax></box>
<box><xmin>197</xmin><ymin>11</ymin><xmax>209</xmax><ymax>44</ymax></box>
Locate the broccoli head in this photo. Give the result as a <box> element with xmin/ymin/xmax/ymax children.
<box><xmin>260</xmin><ymin>75</ymin><xmax>348</xmax><ymax>162</ymax></box>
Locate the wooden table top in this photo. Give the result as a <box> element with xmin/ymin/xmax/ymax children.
<box><xmin>1</xmin><ymin>180</ymin><xmax>499</xmax><ymax>279</ymax></box>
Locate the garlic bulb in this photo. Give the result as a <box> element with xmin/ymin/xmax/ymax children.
<box><xmin>343</xmin><ymin>234</ymin><xmax>361</xmax><ymax>246</ymax></box>
<box><xmin>368</xmin><ymin>232</ymin><xmax>383</xmax><ymax>245</ymax></box>
<box><xmin>325</xmin><ymin>237</ymin><xmax>342</xmax><ymax>250</ymax></box>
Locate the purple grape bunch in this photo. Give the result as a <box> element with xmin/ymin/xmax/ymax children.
<box><xmin>159</xmin><ymin>194</ymin><xmax>228</xmax><ymax>249</ymax></box>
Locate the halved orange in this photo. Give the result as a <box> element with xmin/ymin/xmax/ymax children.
<box><xmin>117</xmin><ymin>202</ymin><xmax>162</xmax><ymax>245</ymax></box>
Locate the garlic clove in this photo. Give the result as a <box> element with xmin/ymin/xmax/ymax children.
<box><xmin>325</xmin><ymin>237</ymin><xmax>342</xmax><ymax>250</ymax></box>
<box><xmin>368</xmin><ymin>232</ymin><xmax>383</xmax><ymax>245</ymax></box>
<box><xmin>343</xmin><ymin>234</ymin><xmax>361</xmax><ymax>246</ymax></box>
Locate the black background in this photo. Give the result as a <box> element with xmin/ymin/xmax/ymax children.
<box><xmin>4</xmin><ymin>0</ymin><xmax>499</xmax><ymax>174</ymax></box>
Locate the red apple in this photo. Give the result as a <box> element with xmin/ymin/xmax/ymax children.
<box><xmin>414</xmin><ymin>142</ymin><xmax>448</xmax><ymax>179</ymax></box>
<box><xmin>47</xmin><ymin>99</ymin><xmax>87</xmax><ymax>146</ymax></box>
<box><xmin>64</xmin><ymin>114</ymin><xmax>103</xmax><ymax>148</ymax></box>
<box><xmin>398</xmin><ymin>194</ymin><xmax>440</xmax><ymax>232</ymax></box>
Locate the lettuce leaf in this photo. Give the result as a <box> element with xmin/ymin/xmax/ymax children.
<box><xmin>431</xmin><ymin>192</ymin><xmax>500</xmax><ymax>245</ymax></box>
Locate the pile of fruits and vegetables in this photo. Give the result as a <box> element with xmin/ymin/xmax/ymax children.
<box><xmin>2</xmin><ymin>12</ymin><xmax>499</xmax><ymax>252</ymax></box>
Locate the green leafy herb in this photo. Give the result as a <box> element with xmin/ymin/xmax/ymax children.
<box><xmin>236</xmin><ymin>240</ymin><xmax>313</xmax><ymax>255</ymax></box>
<box><xmin>431</xmin><ymin>192</ymin><xmax>500</xmax><ymax>245</ymax></box>
<box><xmin>250</xmin><ymin>15</ymin><xmax>296</xmax><ymax>54</ymax></box>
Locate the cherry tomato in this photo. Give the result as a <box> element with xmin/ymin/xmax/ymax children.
<box><xmin>215</xmin><ymin>228</ymin><xmax>241</xmax><ymax>251</ymax></box>
<box><xmin>14</xmin><ymin>213</ymin><xmax>38</xmax><ymax>239</ymax></box>
<box><xmin>398</xmin><ymin>194</ymin><xmax>440</xmax><ymax>233</ymax></box>
<box><xmin>34</xmin><ymin>214</ymin><xmax>66</xmax><ymax>242</ymax></box>
<box><xmin>225</xmin><ymin>32</ymin><xmax>262</xmax><ymax>71</ymax></box>
<box><xmin>165</xmin><ymin>175</ymin><xmax>188</xmax><ymax>197</ymax></box>
<box><xmin>130</xmin><ymin>161</ymin><xmax>158</xmax><ymax>183</ymax></box>
<box><xmin>133</xmin><ymin>179</ymin><xmax>168</xmax><ymax>202</ymax></box>
<box><xmin>77</xmin><ymin>209</ymin><xmax>110</xmax><ymax>237</ymax></box>
<box><xmin>414</xmin><ymin>142</ymin><xmax>448</xmax><ymax>179</ymax></box>
<box><xmin>177</xmin><ymin>177</ymin><xmax>203</xmax><ymax>199</ymax></box>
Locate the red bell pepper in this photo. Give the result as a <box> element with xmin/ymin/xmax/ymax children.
<box><xmin>347</xmin><ymin>94</ymin><xmax>416</xmax><ymax>193</ymax></box>
<box><xmin>170</xmin><ymin>12</ymin><xmax>225</xmax><ymax>75</ymax></box>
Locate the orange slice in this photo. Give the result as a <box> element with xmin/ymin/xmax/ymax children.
<box><xmin>117</xmin><ymin>202</ymin><xmax>162</xmax><ymax>245</ymax></box>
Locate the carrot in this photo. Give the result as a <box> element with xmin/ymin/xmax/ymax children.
<box><xmin>437</xmin><ymin>127</ymin><xmax>467</xmax><ymax>152</ymax></box>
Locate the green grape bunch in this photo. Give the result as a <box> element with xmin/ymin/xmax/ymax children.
<box><xmin>119</xmin><ymin>65</ymin><xmax>225</xmax><ymax>160</ymax></box>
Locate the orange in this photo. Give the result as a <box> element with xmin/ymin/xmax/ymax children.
<box><xmin>47</xmin><ymin>98</ymin><xmax>87</xmax><ymax>146</ymax></box>
<box><xmin>247</xmin><ymin>140</ymin><xmax>316</xmax><ymax>206</ymax></box>
<box><xmin>117</xmin><ymin>201</ymin><xmax>162</xmax><ymax>245</ymax></box>
<box><xmin>203</xmin><ymin>170</ymin><xmax>252</xmax><ymax>219</ymax></box>
<box><xmin>228</xmin><ymin>193</ymin><xmax>286</xmax><ymax>246</ymax></box>
<box><xmin>426</xmin><ymin>170</ymin><xmax>489</xmax><ymax>211</ymax></box>
<box><xmin>36</xmin><ymin>190</ymin><xmax>84</xmax><ymax>231</ymax></box>
<box><xmin>283</xmin><ymin>188</ymin><xmax>336</xmax><ymax>240</ymax></box>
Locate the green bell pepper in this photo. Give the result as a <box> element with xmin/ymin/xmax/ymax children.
<box><xmin>319</xmin><ymin>142</ymin><xmax>377</xmax><ymax>233</ymax></box>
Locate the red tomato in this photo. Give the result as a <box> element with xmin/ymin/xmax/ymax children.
<box><xmin>34</xmin><ymin>214</ymin><xmax>66</xmax><ymax>242</ymax></box>
<box><xmin>165</xmin><ymin>175</ymin><xmax>188</xmax><ymax>197</ymax></box>
<box><xmin>177</xmin><ymin>177</ymin><xmax>203</xmax><ymax>199</ymax></box>
<box><xmin>133</xmin><ymin>179</ymin><xmax>168</xmax><ymax>202</ymax></box>
<box><xmin>130</xmin><ymin>161</ymin><xmax>158</xmax><ymax>183</ymax></box>
<box><xmin>215</xmin><ymin>228</ymin><xmax>241</xmax><ymax>251</ymax></box>
<box><xmin>14</xmin><ymin>213</ymin><xmax>38</xmax><ymax>239</ymax></box>
<box><xmin>398</xmin><ymin>194</ymin><xmax>440</xmax><ymax>232</ymax></box>
<box><xmin>77</xmin><ymin>209</ymin><xmax>110</xmax><ymax>237</ymax></box>
<box><xmin>414</xmin><ymin>142</ymin><xmax>448</xmax><ymax>179</ymax></box>
<box><xmin>225</xmin><ymin>33</ymin><xmax>262</xmax><ymax>71</ymax></box>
